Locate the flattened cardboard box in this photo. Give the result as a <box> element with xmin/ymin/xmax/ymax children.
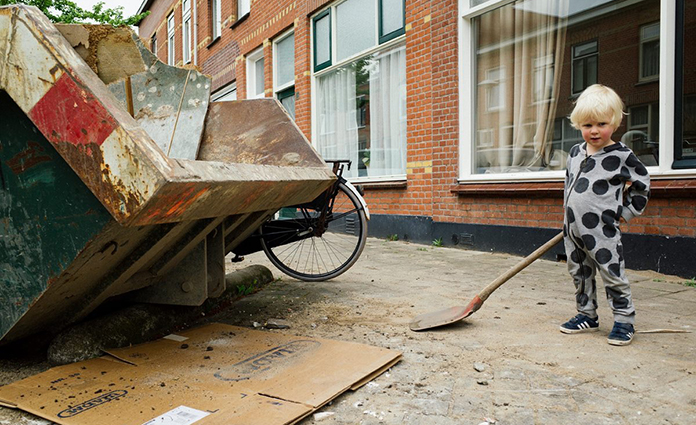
<box><xmin>0</xmin><ymin>323</ymin><xmax>401</xmax><ymax>425</ymax></box>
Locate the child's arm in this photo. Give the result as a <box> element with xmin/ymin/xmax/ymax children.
<box><xmin>621</xmin><ymin>153</ymin><xmax>650</xmax><ymax>222</ymax></box>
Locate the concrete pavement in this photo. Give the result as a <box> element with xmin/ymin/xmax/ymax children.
<box><xmin>0</xmin><ymin>235</ymin><xmax>694</xmax><ymax>425</ymax></box>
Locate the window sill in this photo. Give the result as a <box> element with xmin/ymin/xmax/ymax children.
<box><xmin>650</xmin><ymin>178</ymin><xmax>696</xmax><ymax>197</ymax></box>
<box><xmin>207</xmin><ymin>36</ymin><xmax>221</xmax><ymax>49</ymax></box>
<box><xmin>635</xmin><ymin>78</ymin><xmax>659</xmax><ymax>87</ymax></box>
<box><xmin>357</xmin><ymin>180</ymin><xmax>407</xmax><ymax>190</ymax></box>
<box><xmin>230</xmin><ymin>13</ymin><xmax>249</xmax><ymax>29</ymax></box>
<box><xmin>452</xmin><ymin>181</ymin><xmax>564</xmax><ymax>197</ymax></box>
<box><xmin>451</xmin><ymin>179</ymin><xmax>696</xmax><ymax>198</ymax></box>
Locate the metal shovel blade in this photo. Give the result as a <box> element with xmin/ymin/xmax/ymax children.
<box><xmin>409</xmin><ymin>231</ymin><xmax>564</xmax><ymax>332</ymax></box>
<box><xmin>409</xmin><ymin>296</ymin><xmax>483</xmax><ymax>331</ymax></box>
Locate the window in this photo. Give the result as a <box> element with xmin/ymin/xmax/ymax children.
<box><xmin>481</xmin><ymin>67</ymin><xmax>504</xmax><ymax>111</ymax></box>
<box><xmin>212</xmin><ymin>83</ymin><xmax>237</xmax><ymax>102</ymax></box>
<box><xmin>674</xmin><ymin>0</ymin><xmax>696</xmax><ymax>168</ymax></box>
<box><xmin>572</xmin><ymin>40</ymin><xmax>598</xmax><ymax>95</ymax></box>
<box><xmin>274</xmin><ymin>31</ymin><xmax>295</xmax><ymax>120</ymax></box>
<box><xmin>640</xmin><ymin>22</ymin><xmax>660</xmax><ymax>81</ymax></box>
<box><xmin>151</xmin><ymin>33</ymin><xmax>157</xmax><ymax>56</ymax></box>
<box><xmin>182</xmin><ymin>0</ymin><xmax>191</xmax><ymax>64</ymax></box>
<box><xmin>551</xmin><ymin>118</ymin><xmax>582</xmax><ymax>166</ymax></box>
<box><xmin>167</xmin><ymin>13</ymin><xmax>175</xmax><ymax>66</ymax></box>
<box><xmin>313</xmin><ymin>10</ymin><xmax>332</xmax><ymax>72</ymax></box>
<box><xmin>312</xmin><ymin>0</ymin><xmax>407</xmax><ymax>180</ymax></box>
<box><xmin>460</xmin><ymin>0</ymin><xmax>681</xmax><ymax>178</ymax></box>
<box><xmin>379</xmin><ymin>0</ymin><xmax>405</xmax><ymax>43</ymax></box>
<box><xmin>211</xmin><ymin>0</ymin><xmax>221</xmax><ymax>39</ymax></box>
<box><xmin>626</xmin><ymin>104</ymin><xmax>659</xmax><ymax>166</ymax></box>
<box><xmin>246</xmin><ymin>48</ymin><xmax>265</xmax><ymax>99</ymax></box>
<box><xmin>238</xmin><ymin>0</ymin><xmax>250</xmax><ymax>18</ymax></box>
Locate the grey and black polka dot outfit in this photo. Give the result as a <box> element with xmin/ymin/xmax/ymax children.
<box><xmin>563</xmin><ymin>142</ymin><xmax>650</xmax><ymax>325</ymax></box>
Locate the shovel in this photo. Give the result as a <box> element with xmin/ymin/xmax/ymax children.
<box><xmin>409</xmin><ymin>231</ymin><xmax>564</xmax><ymax>331</ymax></box>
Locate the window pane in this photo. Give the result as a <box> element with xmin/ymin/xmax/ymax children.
<box><xmin>642</xmin><ymin>40</ymin><xmax>659</xmax><ymax>78</ymax></box>
<box><xmin>239</xmin><ymin>0</ymin><xmax>250</xmax><ymax>16</ymax></box>
<box><xmin>381</xmin><ymin>0</ymin><xmax>404</xmax><ymax>36</ymax></box>
<box><xmin>315</xmin><ymin>45</ymin><xmax>406</xmax><ymax>179</ymax></box>
<box><xmin>473</xmin><ymin>0</ymin><xmax>660</xmax><ymax>174</ymax></box>
<box><xmin>337</xmin><ymin>0</ymin><xmax>376</xmax><ymax>62</ymax></box>
<box><xmin>212</xmin><ymin>0</ymin><xmax>221</xmax><ymax>38</ymax></box>
<box><xmin>276</xmin><ymin>33</ymin><xmax>295</xmax><ymax>88</ymax></box>
<box><xmin>586</xmin><ymin>55</ymin><xmax>598</xmax><ymax>86</ymax></box>
<box><xmin>279</xmin><ymin>88</ymin><xmax>296</xmax><ymax>120</ymax></box>
<box><xmin>573</xmin><ymin>40</ymin><xmax>597</xmax><ymax>58</ymax></box>
<box><xmin>255</xmin><ymin>57</ymin><xmax>264</xmax><ymax>96</ymax></box>
<box><xmin>572</xmin><ymin>59</ymin><xmax>584</xmax><ymax>94</ymax></box>
<box><xmin>315</xmin><ymin>14</ymin><xmax>330</xmax><ymax>66</ymax></box>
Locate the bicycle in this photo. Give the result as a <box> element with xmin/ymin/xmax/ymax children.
<box><xmin>232</xmin><ymin>160</ymin><xmax>369</xmax><ymax>281</ymax></box>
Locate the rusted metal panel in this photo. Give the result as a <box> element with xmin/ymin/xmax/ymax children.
<box><xmin>198</xmin><ymin>99</ymin><xmax>327</xmax><ymax>168</ymax></box>
<box><xmin>108</xmin><ymin>36</ymin><xmax>211</xmax><ymax>160</ymax></box>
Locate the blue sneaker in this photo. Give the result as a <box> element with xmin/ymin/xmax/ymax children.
<box><xmin>560</xmin><ymin>314</ymin><xmax>599</xmax><ymax>334</ymax></box>
<box><xmin>607</xmin><ymin>322</ymin><xmax>634</xmax><ymax>346</ymax></box>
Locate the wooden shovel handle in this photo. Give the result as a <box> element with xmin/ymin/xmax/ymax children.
<box><xmin>478</xmin><ymin>231</ymin><xmax>564</xmax><ymax>302</ymax></box>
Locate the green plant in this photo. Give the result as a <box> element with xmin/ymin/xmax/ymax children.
<box><xmin>386</xmin><ymin>234</ymin><xmax>399</xmax><ymax>241</ymax></box>
<box><xmin>432</xmin><ymin>237</ymin><xmax>443</xmax><ymax>247</ymax></box>
<box><xmin>417</xmin><ymin>247</ymin><xmax>428</xmax><ymax>252</ymax></box>
<box><xmin>2</xmin><ymin>0</ymin><xmax>150</xmax><ymax>25</ymax></box>
<box><xmin>236</xmin><ymin>279</ymin><xmax>258</xmax><ymax>295</ymax></box>
<box><xmin>684</xmin><ymin>278</ymin><xmax>696</xmax><ymax>288</ymax></box>
<box><xmin>653</xmin><ymin>278</ymin><xmax>665</xmax><ymax>282</ymax></box>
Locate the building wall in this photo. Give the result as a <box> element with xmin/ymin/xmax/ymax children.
<box><xmin>137</xmin><ymin>0</ymin><xmax>696</xmax><ymax>277</ymax></box>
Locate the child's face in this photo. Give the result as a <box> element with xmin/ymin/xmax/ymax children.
<box><xmin>579</xmin><ymin>116</ymin><xmax>616</xmax><ymax>151</ymax></box>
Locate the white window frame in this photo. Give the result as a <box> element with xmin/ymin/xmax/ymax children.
<box><xmin>246</xmin><ymin>47</ymin><xmax>265</xmax><ymax>99</ymax></box>
<box><xmin>458</xmin><ymin>0</ymin><xmax>686</xmax><ymax>182</ymax></box>
<box><xmin>273</xmin><ymin>29</ymin><xmax>295</xmax><ymax>94</ymax></box>
<box><xmin>212</xmin><ymin>0</ymin><xmax>222</xmax><ymax>39</ymax></box>
<box><xmin>212</xmin><ymin>82</ymin><xmax>237</xmax><ymax>102</ymax></box>
<box><xmin>310</xmin><ymin>0</ymin><xmax>407</xmax><ymax>183</ymax></box>
<box><xmin>167</xmin><ymin>13</ymin><xmax>175</xmax><ymax>66</ymax></box>
<box><xmin>238</xmin><ymin>0</ymin><xmax>250</xmax><ymax>18</ymax></box>
<box><xmin>182</xmin><ymin>0</ymin><xmax>192</xmax><ymax>64</ymax></box>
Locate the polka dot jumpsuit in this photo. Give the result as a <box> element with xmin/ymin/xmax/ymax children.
<box><xmin>564</xmin><ymin>141</ymin><xmax>650</xmax><ymax>325</ymax></box>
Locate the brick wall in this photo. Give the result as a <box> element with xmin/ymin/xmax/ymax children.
<box><xmin>137</xmin><ymin>0</ymin><xmax>696</xmax><ymax>246</ymax></box>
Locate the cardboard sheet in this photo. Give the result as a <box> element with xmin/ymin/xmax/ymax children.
<box><xmin>0</xmin><ymin>323</ymin><xmax>401</xmax><ymax>425</ymax></box>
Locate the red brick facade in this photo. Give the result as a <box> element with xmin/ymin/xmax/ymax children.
<box><xmin>137</xmin><ymin>0</ymin><xmax>696</xmax><ymax>276</ymax></box>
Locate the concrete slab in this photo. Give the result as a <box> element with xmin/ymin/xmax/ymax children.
<box><xmin>1</xmin><ymin>236</ymin><xmax>695</xmax><ymax>424</ymax></box>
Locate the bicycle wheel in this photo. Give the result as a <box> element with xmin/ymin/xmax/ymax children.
<box><xmin>260</xmin><ymin>181</ymin><xmax>368</xmax><ymax>281</ymax></box>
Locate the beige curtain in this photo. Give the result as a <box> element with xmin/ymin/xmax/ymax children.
<box><xmin>476</xmin><ymin>1</ymin><xmax>568</xmax><ymax>173</ymax></box>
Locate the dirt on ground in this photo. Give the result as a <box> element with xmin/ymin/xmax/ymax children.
<box><xmin>1</xmin><ymin>236</ymin><xmax>695</xmax><ymax>424</ymax></box>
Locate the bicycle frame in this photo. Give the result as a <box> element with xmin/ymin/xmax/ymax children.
<box><xmin>232</xmin><ymin>160</ymin><xmax>366</xmax><ymax>256</ymax></box>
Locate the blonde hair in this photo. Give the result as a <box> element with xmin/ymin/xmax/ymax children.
<box><xmin>569</xmin><ymin>84</ymin><xmax>625</xmax><ymax>130</ymax></box>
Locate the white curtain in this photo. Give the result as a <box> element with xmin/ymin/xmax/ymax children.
<box><xmin>316</xmin><ymin>66</ymin><xmax>360</xmax><ymax>175</ymax></box>
<box><xmin>368</xmin><ymin>47</ymin><xmax>407</xmax><ymax>177</ymax></box>
<box><xmin>476</xmin><ymin>0</ymin><xmax>568</xmax><ymax>173</ymax></box>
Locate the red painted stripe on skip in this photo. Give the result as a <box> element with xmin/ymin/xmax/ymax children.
<box><xmin>28</xmin><ymin>73</ymin><xmax>118</xmax><ymax>147</ymax></box>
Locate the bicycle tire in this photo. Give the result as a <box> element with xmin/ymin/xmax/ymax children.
<box><xmin>260</xmin><ymin>181</ymin><xmax>368</xmax><ymax>281</ymax></box>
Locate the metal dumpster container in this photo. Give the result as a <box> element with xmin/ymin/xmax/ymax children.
<box><xmin>0</xmin><ymin>5</ymin><xmax>334</xmax><ymax>344</ymax></box>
